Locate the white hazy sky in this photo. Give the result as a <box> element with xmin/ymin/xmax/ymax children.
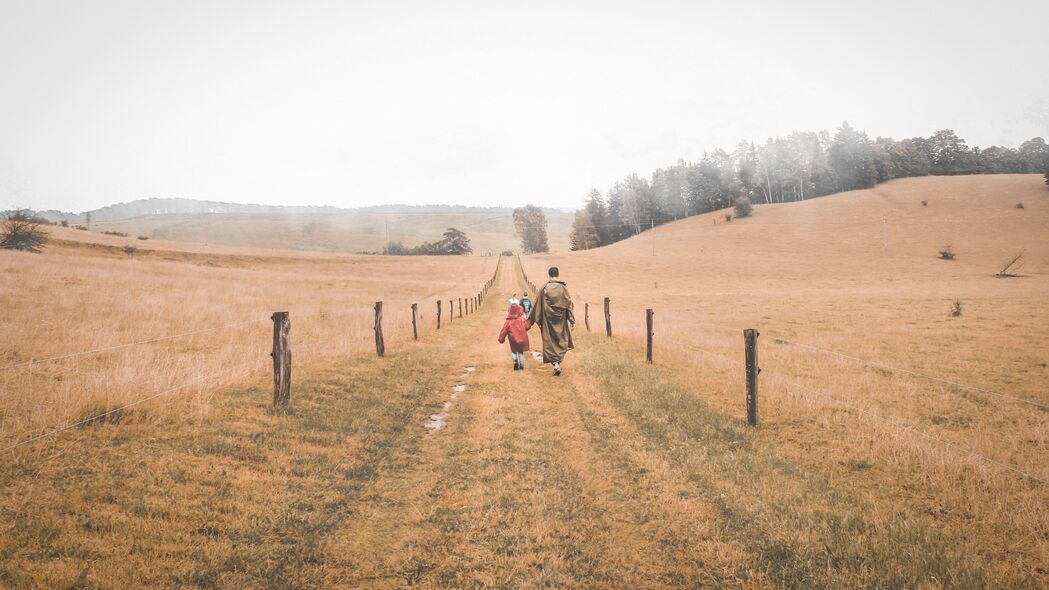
<box><xmin>2</xmin><ymin>0</ymin><xmax>1048</xmax><ymax>212</ymax></box>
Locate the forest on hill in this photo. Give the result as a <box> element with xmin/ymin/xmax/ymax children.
<box><xmin>570</xmin><ymin>124</ymin><xmax>1049</xmax><ymax>250</ymax></box>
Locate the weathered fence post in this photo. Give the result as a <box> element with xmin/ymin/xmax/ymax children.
<box><xmin>584</xmin><ymin>303</ymin><xmax>591</xmax><ymax>332</ymax></box>
<box><xmin>437</xmin><ymin>300</ymin><xmax>442</xmax><ymax>329</ymax></box>
<box><xmin>411</xmin><ymin>303</ymin><xmax>418</xmax><ymax>341</ymax></box>
<box><xmin>449</xmin><ymin>300</ymin><xmax>453</xmax><ymax>322</ymax></box>
<box><xmin>646</xmin><ymin>309</ymin><xmax>654</xmax><ymax>363</ymax></box>
<box><xmin>744</xmin><ymin>329</ymin><xmax>760</xmax><ymax>427</ymax></box>
<box><xmin>459</xmin><ymin>298</ymin><xmax>463</xmax><ymax>318</ymax></box>
<box><xmin>604</xmin><ymin>297</ymin><xmax>612</xmax><ymax>337</ymax></box>
<box><xmin>271</xmin><ymin>311</ymin><xmax>291</xmax><ymax>407</ymax></box>
<box><xmin>374</xmin><ymin>301</ymin><xmax>385</xmax><ymax>357</ymax></box>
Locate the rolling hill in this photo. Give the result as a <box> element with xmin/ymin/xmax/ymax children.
<box><xmin>24</xmin><ymin>198</ymin><xmax>575</xmax><ymax>254</ymax></box>
<box><xmin>3</xmin><ymin>174</ymin><xmax>1047</xmax><ymax>586</ymax></box>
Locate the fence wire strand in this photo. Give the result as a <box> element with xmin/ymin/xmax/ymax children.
<box><xmin>763</xmin><ymin>368</ymin><xmax>1047</xmax><ymax>486</ymax></box>
<box><xmin>768</xmin><ymin>335</ymin><xmax>1049</xmax><ymax>411</ymax></box>
<box><xmin>1</xmin><ymin>354</ymin><xmax>269</xmax><ymax>454</ymax></box>
<box><xmin>0</xmin><ymin>318</ymin><xmax>267</xmax><ymax>371</ymax></box>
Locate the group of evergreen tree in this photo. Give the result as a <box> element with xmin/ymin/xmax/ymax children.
<box><xmin>570</xmin><ymin>123</ymin><xmax>1049</xmax><ymax>250</ymax></box>
<box><xmin>384</xmin><ymin>227</ymin><xmax>472</xmax><ymax>255</ymax></box>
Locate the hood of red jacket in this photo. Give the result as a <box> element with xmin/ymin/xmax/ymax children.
<box><xmin>506</xmin><ymin>303</ymin><xmax>524</xmax><ymax>319</ymax></box>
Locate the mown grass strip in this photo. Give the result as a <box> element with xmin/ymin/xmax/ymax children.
<box><xmin>0</xmin><ymin>342</ymin><xmax>449</xmax><ymax>588</ymax></box>
<box><xmin>581</xmin><ymin>335</ymin><xmax>995</xmax><ymax>589</ymax></box>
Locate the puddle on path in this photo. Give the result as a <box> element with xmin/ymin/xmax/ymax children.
<box><xmin>425</xmin><ymin>381</ymin><xmax>471</xmax><ymax>432</ymax></box>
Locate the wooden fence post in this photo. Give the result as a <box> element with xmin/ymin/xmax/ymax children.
<box><xmin>744</xmin><ymin>329</ymin><xmax>760</xmax><ymax>427</ymax></box>
<box><xmin>374</xmin><ymin>302</ymin><xmax>385</xmax><ymax>357</ymax></box>
<box><xmin>437</xmin><ymin>300</ymin><xmax>442</xmax><ymax>329</ymax></box>
<box><xmin>271</xmin><ymin>311</ymin><xmax>291</xmax><ymax>407</ymax></box>
<box><xmin>604</xmin><ymin>297</ymin><xmax>612</xmax><ymax>337</ymax></box>
<box><xmin>411</xmin><ymin>303</ymin><xmax>418</xmax><ymax>341</ymax></box>
<box><xmin>449</xmin><ymin>300</ymin><xmax>453</xmax><ymax>322</ymax></box>
<box><xmin>584</xmin><ymin>303</ymin><xmax>590</xmax><ymax>332</ymax></box>
<box><xmin>646</xmin><ymin>309</ymin><xmax>654</xmax><ymax>363</ymax></box>
<box><xmin>459</xmin><ymin>298</ymin><xmax>463</xmax><ymax>318</ymax></box>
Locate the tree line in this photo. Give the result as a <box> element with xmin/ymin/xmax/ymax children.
<box><xmin>570</xmin><ymin>123</ymin><xmax>1049</xmax><ymax>250</ymax></box>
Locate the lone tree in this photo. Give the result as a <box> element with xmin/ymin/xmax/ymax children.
<box><xmin>1</xmin><ymin>209</ymin><xmax>48</xmax><ymax>253</ymax></box>
<box><xmin>439</xmin><ymin>227</ymin><xmax>472</xmax><ymax>255</ymax></box>
<box><xmin>513</xmin><ymin>205</ymin><xmax>549</xmax><ymax>253</ymax></box>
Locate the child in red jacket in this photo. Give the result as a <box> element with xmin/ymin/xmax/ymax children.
<box><xmin>498</xmin><ymin>303</ymin><xmax>531</xmax><ymax>371</ymax></box>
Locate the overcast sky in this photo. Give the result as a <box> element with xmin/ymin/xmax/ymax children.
<box><xmin>2</xmin><ymin>0</ymin><xmax>1047</xmax><ymax>213</ymax></box>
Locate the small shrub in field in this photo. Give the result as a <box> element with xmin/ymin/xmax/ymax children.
<box><xmin>950</xmin><ymin>300</ymin><xmax>963</xmax><ymax>317</ymax></box>
<box><xmin>921</xmin><ymin>200</ymin><xmax>928</xmax><ymax>207</ymax></box>
<box><xmin>1</xmin><ymin>210</ymin><xmax>49</xmax><ymax>253</ymax></box>
<box><xmin>74</xmin><ymin>225</ymin><xmax>88</xmax><ymax>231</ymax></box>
<box><xmin>939</xmin><ymin>245</ymin><xmax>955</xmax><ymax>260</ymax></box>
<box><xmin>60</xmin><ymin>220</ymin><xmax>69</xmax><ymax>227</ymax></box>
<box><xmin>724</xmin><ymin>213</ymin><xmax>733</xmax><ymax>222</ymax></box>
<box><xmin>734</xmin><ymin>196</ymin><xmax>753</xmax><ymax>218</ymax></box>
<box><xmin>103</xmin><ymin>230</ymin><xmax>129</xmax><ymax>237</ymax></box>
<box><xmin>122</xmin><ymin>245</ymin><xmax>138</xmax><ymax>257</ymax></box>
<box><xmin>1015</xmin><ymin>202</ymin><xmax>1024</xmax><ymax>209</ymax></box>
<box><xmin>137</xmin><ymin>236</ymin><xmax>149</xmax><ymax>240</ymax></box>
<box><xmin>500</xmin><ymin>249</ymin><xmax>515</xmax><ymax>256</ymax></box>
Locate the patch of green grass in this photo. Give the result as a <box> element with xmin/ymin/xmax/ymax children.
<box><xmin>581</xmin><ymin>335</ymin><xmax>995</xmax><ymax>588</ymax></box>
<box><xmin>0</xmin><ymin>339</ymin><xmax>453</xmax><ymax>588</ymax></box>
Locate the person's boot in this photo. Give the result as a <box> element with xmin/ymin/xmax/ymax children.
<box><xmin>552</xmin><ymin>362</ymin><xmax>561</xmax><ymax>376</ymax></box>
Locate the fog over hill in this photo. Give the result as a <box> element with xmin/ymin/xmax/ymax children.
<box><xmin>16</xmin><ymin>197</ymin><xmax>570</xmax><ymax>225</ymax></box>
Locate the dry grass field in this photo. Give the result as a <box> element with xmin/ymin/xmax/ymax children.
<box><xmin>2</xmin><ymin>174</ymin><xmax>1047</xmax><ymax>588</ymax></box>
<box><xmin>522</xmin><ymin>173</ymin><xmax>1049</xmax><ymax>586</ymax></box>
<box><xmin>90</xmin><ymin>208</ymin><xmax>575</xmax><ymax>254</ymax></box>
<box><xmin>0</xmin><ymin>228</ymin><xmax>497</xmax><ymax>454</ymax></box>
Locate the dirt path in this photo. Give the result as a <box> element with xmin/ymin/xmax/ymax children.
<box><xmin>1</xmin><ymin>256</ymin><xmax>756</xmax><ymax>589</ymax></box>
<box><xmin>311</xmin><ymin>258</ymin><xmax>754</xmax><ymax>588</ymax></box>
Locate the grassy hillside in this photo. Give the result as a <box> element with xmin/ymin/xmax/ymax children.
<box><xmin>91</xmin><ymin>209</ymin><xmax>575</xmax><ymax>254</ymax></box>
<box><xmin>3</xmin><ymin>175</ymin><xmax>1047</xmax><ymax>587</ymax></box>
<box><xmin>0</xmin><ymin>229</ymin><xmax>498</xmax><ymax>448</ymax></box>
<box><xmin>522</xmin><ymin>173</ymin><xmax>1049</xmax><ymax>584</ymax></box>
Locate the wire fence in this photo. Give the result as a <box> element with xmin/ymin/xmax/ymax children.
<box><xmin>514</xmin><ymin>250</ymin><xmax>1049</xmax><ymax>489</ymax></box>
<box><xmin>1</xmin><ymin>257</ymin><xmax>503</xmax><ymax>454</ymax></box>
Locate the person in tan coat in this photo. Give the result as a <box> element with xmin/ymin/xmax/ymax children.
<box><xmin>526</xmin><ymin>266</ymin><xmax>575</xmax><ymax>376</ymax></box>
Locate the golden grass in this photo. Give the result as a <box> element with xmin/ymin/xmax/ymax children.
<box><xmin>0</xmin><ymin>231</ymin><xmax>496</xmax><ymax>456</ymax></box>
<box><xmin>522</xmin><ymin>174</ymin><xmax>1049</xmax><ymax>585</ymax></box>
<box><xmin>3</xmin><ymin>175</ymin><xmax>1047</xmax><ymax>586</ymax></box>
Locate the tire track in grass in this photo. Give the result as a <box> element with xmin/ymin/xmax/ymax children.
<box><xmin>560</xmin><ymin>361</ymin><xmax>767</xmax><ymax>588</ymax></box>
<box><xmin>321</xmin><ymin>261</ymin><xmax>755</xmax><ymax>588</ymax></box>
<box><xmin>579</xmin><ymin>335</ymin><xmax>995</xmax><ymax>588</ymax></box>
<box><xmin>0</xmin><ymin>338</ymin><xmax>456</xmax><ymax>589</ymax></box>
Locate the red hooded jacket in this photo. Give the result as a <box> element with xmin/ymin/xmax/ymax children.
<box><xmin>498</xmin><ymin>304</ymin><xmax>531</xmax><ymax>353</ymax></box>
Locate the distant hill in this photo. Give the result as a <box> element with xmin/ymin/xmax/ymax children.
<box><xmin>14</xmin><ymin>198</ymin><xmax>575</xmax><ymax>253</ymax></box>
<box><xmin>20</xmin><ymin>197</ymin><xmax>568</xmax><ymax>224</ymax></box>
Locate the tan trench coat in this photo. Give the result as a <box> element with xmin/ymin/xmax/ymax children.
<box><xmin>527</xmin><ymin>280</ymin><xmax>575</xmax><ymax>364</ymax></box>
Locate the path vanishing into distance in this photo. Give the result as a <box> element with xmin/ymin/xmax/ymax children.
<box><xmin>2</xmin><ymin>254</ymin><xmax>1028</xmax><ymax>588</ymax></box>
<box><xmin>320</xmin><ymin>257</ymin><xmax>750</xmax><ymax>588</ymax></box>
